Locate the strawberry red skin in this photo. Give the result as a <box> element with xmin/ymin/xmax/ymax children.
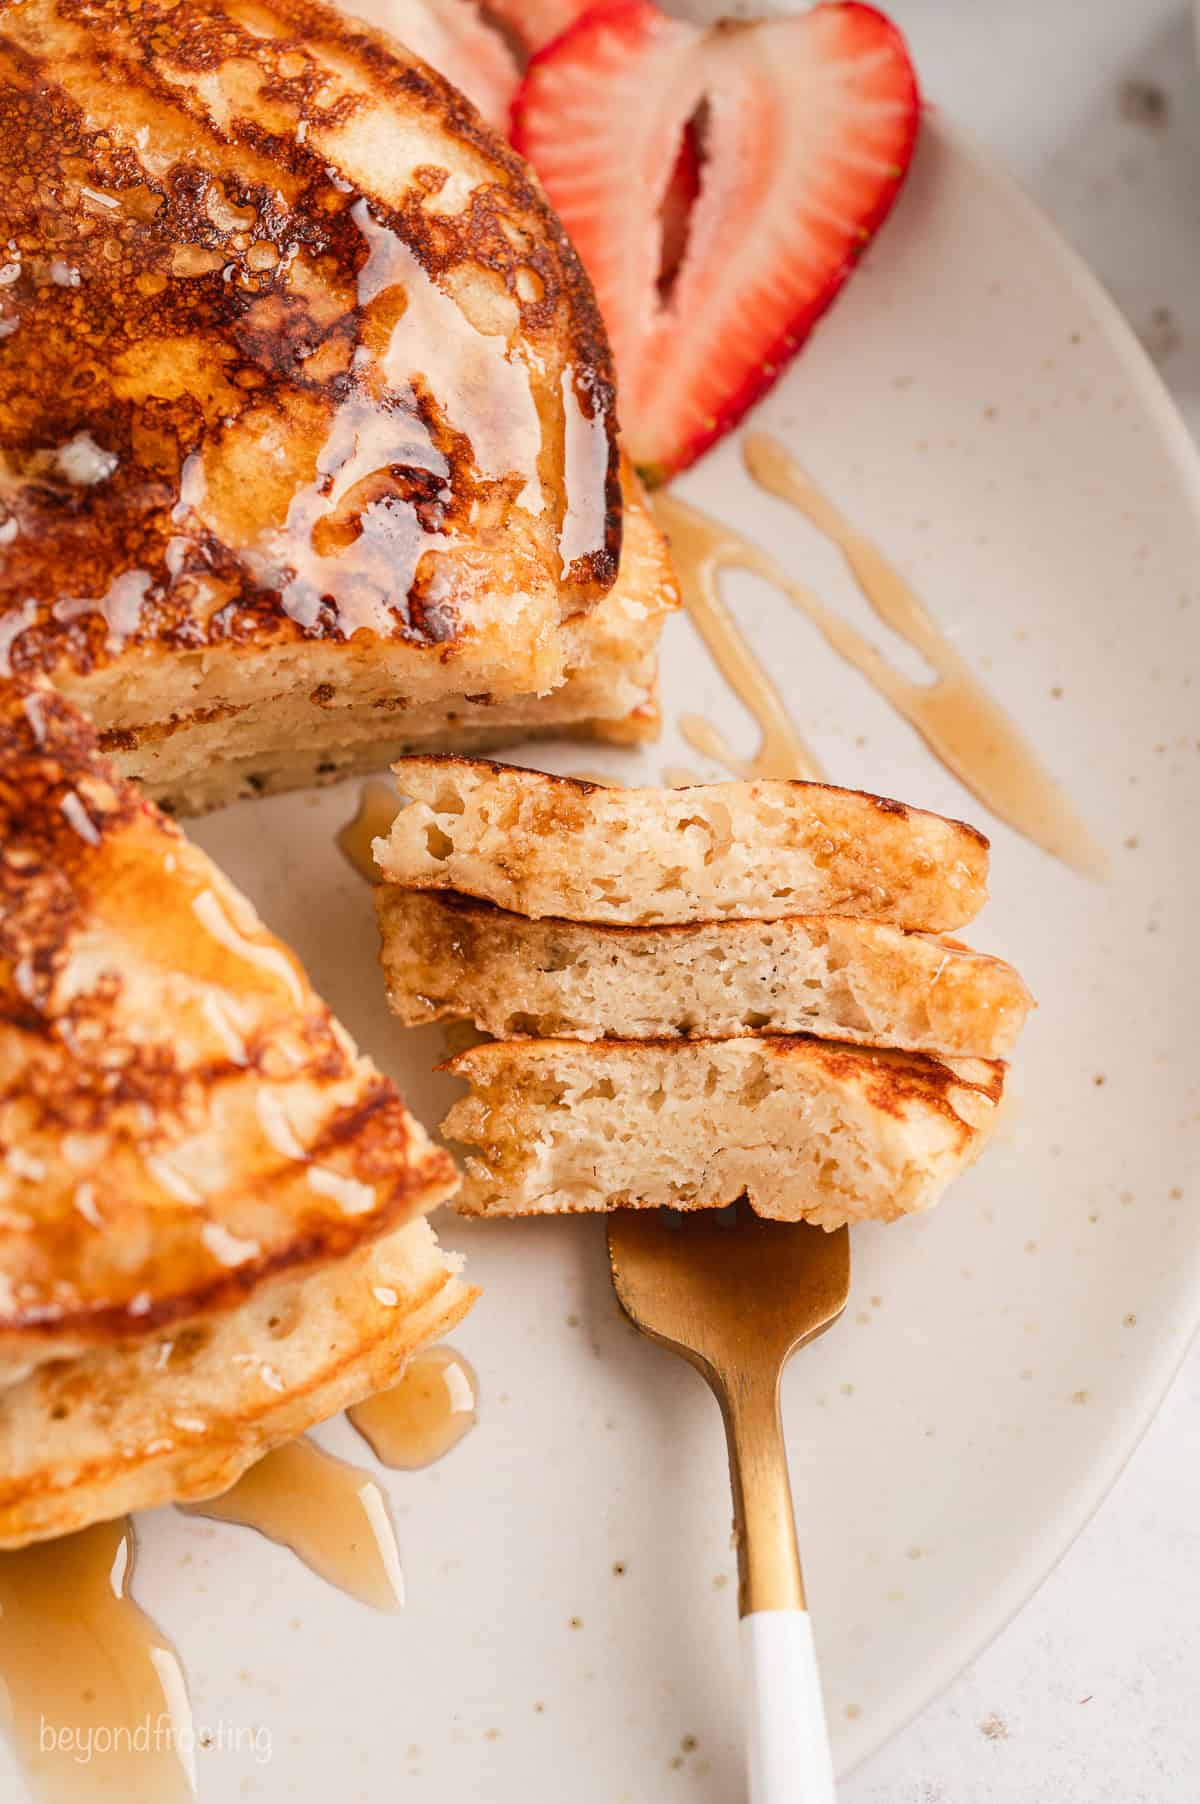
<box><xmin>513</xmin><ymin>1</ymin><xmax>921</xmax><ymax>485</ymax></box>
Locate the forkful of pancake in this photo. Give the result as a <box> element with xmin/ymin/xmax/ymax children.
<box><xmin>374</xmin><ymin>754</ymin><xmax>1030</xmax><ymax>1226</ymax></box>
<box><xmin>370</xmin><ymin>752</ymin><xmax>1033</xmax><ymax>1799</ymax></box>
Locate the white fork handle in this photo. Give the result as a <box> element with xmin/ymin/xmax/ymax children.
<box><xmin>741</xmin><ymin>1610</ymin><xmax>836</xmax><ymax>1804</ymax></box>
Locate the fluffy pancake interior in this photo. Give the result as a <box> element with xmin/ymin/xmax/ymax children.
<box><xmin>441</xmin><ymin>1035</ymin><xmax>1004</xmax><ymax>1230</ymax></box>
<box><xmin>376</xmin><ymin>759</ymin><xmax>990</xmax><ymax>931</ymax></box>
<box><xmin>105</xmin><ymin>462</ymin><xmax>678</xmax><ymax>812</ymax></box>
<box><xmin>376</xmin><ymin>892</ymin><xmax>1033</xmax><ymax>1058</ymax></box>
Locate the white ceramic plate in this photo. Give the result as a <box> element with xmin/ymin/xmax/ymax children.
<box><xmin>7</xmin><ymin>112</ymin><xmax>1198</xmax><ymax>1802</ymax></box>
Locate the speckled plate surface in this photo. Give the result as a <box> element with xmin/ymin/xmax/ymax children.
<box><xmin>5</xmin><ymin>110</ymin><xmax>1197</xmax><ymax>1802</ymax></box>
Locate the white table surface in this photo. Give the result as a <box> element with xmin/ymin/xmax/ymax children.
<box><xmin>844</xmin><ymin>3</ymin><xmax>1200</xmax><ymax>1798</ymax></box>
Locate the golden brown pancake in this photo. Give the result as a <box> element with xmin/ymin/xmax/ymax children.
<box><xmin>441</xmin><ymin>1035</ymin><xmax>1005</xmax><ymax>1229</ymax></box>
<box><xmin>375</xmin><ymin>893</ymin><xmax>1033</xmax><ymax>1057</ymax></box>
<box><xmin>0</xmin><ymin>679</ymin><xmax>460</xmax><ymax>1382</ymax></box>
<box><xmin>0</xmin><ymin>0</ymin><xmax>633</xmax><ymax>807</ymax></box>
<box><xmin>0</xmin><ymin>1214</ymin><xmax>474</xmax><ymax>1548</ymax></box>
<box><xmin>103</xmin><ymin>457</ymin><xmax>678</xmax><ymax>810</ymax></box>
<box><xmin>374</xmin><ymin>759</ymin><xmax>991</xmax><ymax>931</ymax></box>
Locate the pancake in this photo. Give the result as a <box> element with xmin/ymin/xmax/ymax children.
<box><xmin>0</xmin><ymin>680</ymin><xmax>459</xmax><ymax>1383</ymax></box>
<box><xmin>374</xmin><ymin>759</ymin><xmax>991</xmax><ymax>931</ymax></box>
<box><xmin>0</xmin><ymin>1215</ymin><xmax>473</xmax><ymax>1548</ymax></box>
<box><xmin>374</xmin><ymin>893</ymin><xmax>1034</xmax><ymax>1057</ymax></box>
<box><xmin>0</xmin><ymin>0</ymin><xmax>636</xmax><ymax>807</ymax></box>
<box><xmin>119</xmin><ymin>459</ymin><xmax>678</xmax><ymax>810</ymax></box>
<box><xmin>441</xmin><ymin>1034</ymin><xmax>1005</xmax><ymax>1229</ymax></box>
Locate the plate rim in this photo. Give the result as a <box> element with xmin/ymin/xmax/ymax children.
<box><xmin>840</xmin><ymin>107</ymin><xmax>1200</xmax><ymax>1776</ymax></box>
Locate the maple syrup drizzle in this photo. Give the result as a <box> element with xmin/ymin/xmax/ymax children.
<box><xmin>0</xmin><ymin>1518</ymin><xmax>195</xmax><ymax>1804</ymax></box>
<box><xmin>653</xmin><ymin>487</ymin><xmax>824</xmax><ymax>783</ymax></box>
<box><xmin>183</xmin><ymin>1439</ymin><xmax>404</xmax><ymax>1612</ymax></box>
<box><xmin>559</xmin><ymin>369</ymin><xmax>612</xmax><ymax>582</ymax></box>
<box><xmin>348</xmin><ymin>1347</ymin><xmax>478</xmax><ymax>1471</ymax></box>
<box><xmin>656</xmin><ymin>437</ymin><xmax>1107</xmax><ymax>876</ymax></box>
<box><xmin>676</xmin><ymin>712</ymin><xmax>767</xmax><ymax>779</ymax></box>
<box><xmin>336</xmin><ymin>780</ymin><xmax>401</xmax><ymax>883</ymax></box>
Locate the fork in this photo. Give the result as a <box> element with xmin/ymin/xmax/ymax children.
<box><xmin>608</xmin><ymin>1206</ymin><xmax>851</xmax><ymax>1804</ymax></box>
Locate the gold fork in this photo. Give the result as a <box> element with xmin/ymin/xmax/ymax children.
<box><xmin>608</xmin><ymin>1206</ymin><xmax>850</xmax><ymax>1804</ymax></box>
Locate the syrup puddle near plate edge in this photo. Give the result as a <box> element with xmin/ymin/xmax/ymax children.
<box><xmin>0</xmin><ymin>1518</ymin><xmax>195</xmax><ymax>1804</ymax></box>
<box><xmin>654</xmin><ymin>432</ymin><xmax>1107</xmax><ymax>878</ymax></box>
<box><xmin>183</xmin><ymin>1437</ymin><xmax>404</xmax><ymax>1612</ymax></box>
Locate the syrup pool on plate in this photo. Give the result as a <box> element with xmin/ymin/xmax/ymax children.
<box><xmin>184</xmin><ymin>1438</ymin><xmax>404</xmax><ymax>1612</ymax></box>
<box><xmin>336</xmin><ymin>779</ymin><xmax>401</xmax><ymax>883</ymax></box>
<box><xmin>0</xmin><ymin>1518</ymin><xmax>194</xmax><ymax>1804</ymax></box>
<box><xmin>348</xmin><ymin>1346</ymin><xmax>479</xmax><ymax>1471</ymax></box>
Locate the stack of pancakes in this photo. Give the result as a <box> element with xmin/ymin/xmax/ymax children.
<box><xmin>0</xmin><ymin>0</ymin><xmax>676</xmax><ymax>814</ymax></box>
<box><xmin>0</xmin><ymin>0</ymin><xmax>684</xmax><ymax>1548</ymax></box>
<box><xmin>372</xmin><ymin>757</ymin><xmax>1033</xmax><ymax>1228</ymax></box>
<box><xmin>0</xmin><ymin>686</ymin><xmax>472</xmax><ymax>1549</ymax></box>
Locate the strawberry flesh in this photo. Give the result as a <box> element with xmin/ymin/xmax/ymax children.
<box><xmin>512</xmin><ymin>0</ymin><xmax>920</xmax><ymax>483</ymax></box>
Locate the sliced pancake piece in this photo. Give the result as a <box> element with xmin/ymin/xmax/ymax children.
<box><xmin>376</xmin><ymin>893</ymin><xmax>1033</xmax><ymax>1058</ymax></box>
<box><xmin>0</xmin><ymin>1215</ymin><xmax>474</xmax><ymax>1549</ymax></box>
<box><xmin>375</xmin><ymin>759</ymin><xmax>990</xmax><ymax>931</ymax></box>
<box><xmin>125</xmin><ymin>460</ymin><xmax>678</xmax><ymax>811</ymax></box>
<box><xmin>0</xmin><ymin>682</ymin><xmax>459</xmax><ymax>1383</ymax></box>
<box><xmin>441</xmin><ymin>1036</ymin><xmax>1004</xmax><ymax>1229</ymax></box>
<box><xmin>0</xmin><ymin>0</ymin><xmax>624</xmax><ymax>802</ymax></box>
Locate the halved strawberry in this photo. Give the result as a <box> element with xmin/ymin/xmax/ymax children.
<box><xmin>512</xmin><ymin>0</ymin><xmax>919</xmax><ymax>483</ymax></box>
<box><xmin>478</xmin><ymin>0</ymin><xmax>594</xmax><ymax>58</ymax></box>
<box><xmin>346</xmin><ymin>0</ymin><xmax>519</xmax><ymax>128</ymax></box>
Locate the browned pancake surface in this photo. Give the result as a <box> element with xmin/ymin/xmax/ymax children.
<box><xmin>0</xmin><ymin>681</ymin><xmax>458</xmax><ymax>1373</ymax></box>
<box><xmin>0</xmin><ymin>0</ymin><xmax>619</xmax><ymax>710</ymax></box>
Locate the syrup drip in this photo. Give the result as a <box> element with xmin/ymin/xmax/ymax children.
<box><xmin>89</xmin><ymin>831</ymin><xmax>306</xmax><ymax>1007</ymax></box>
<box><xmin>677</xmin><ymin>712</ymin><xmax>785</xmax><ymax>781</ymax></box>
<box><xmin>336</xmin><ymin>779</ymin><xmax>401</xmax><ymax>884</ymax></box>
<box><xmin>183</xmin><ymin>1439</ymin><xmax>403</xmax><ymax>1612</ymax></box>
<box><xmin>348</xmin><ymin>1347</ymin><xmax>478</xmax><ymax>1471</ymax></box>
<box><xmin>559</xmin><ymin>369</ymin><xmax>612</xmax><ymax>581</ymax></box>
<box><xmin>252</xmin><ymin>384</ymin><xmax>449</xmax><ymax>642</ymax></box>
<box><xmin>656</xmin><ymin>436</ymin><xmax>1107</xmax><ymax>876</ymax></box>
<box><xmin>653</xmin><ymin>488</ymin><xmax>823</xmax><ymax>783</ymax></box>
<box><xmin>0</xmin><ymin>1518</ymin><xmax>195</xmax><ymax>1803</ymax></box>
<box><xmin>358</xmin><ymin>201</ymin><xmax>543</xmax><ymax>511</ymax></box>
